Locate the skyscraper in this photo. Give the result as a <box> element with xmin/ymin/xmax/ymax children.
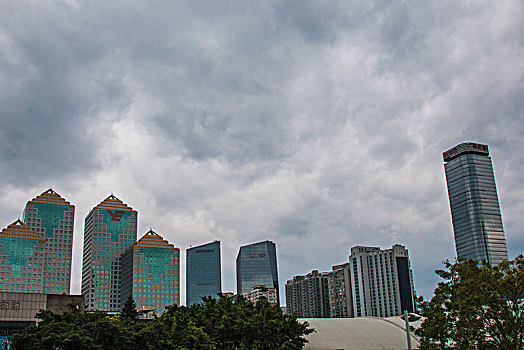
<box><xmin>121</xmin><ymin>229</ymin><xmax>180</xmax><ymax>314</ymax></box>
<box><xmin>0</xmin><ymin>220</ymin><xmax>45</xmax><ymax>293</ymax></box>
<box><xmin>81</xmin><ymin>195</ymin><xmax>137</xmax><ymax>312</ymax></box>
<box><xmin>349</xmin><ymin>245</ymin><xmax>414</xmax><ymax>318</ymax></box>
<box><xmin>443</xmin><ymin>142</ymin><xmax>508</xmax><ymax>265</ymax></box>
<box><xmin>23</xmin><ymin>189</ymin><xmax>75</xmax><ymax>294</ymax></box>
<box><xmin>186</xmin><ymin>241</ymin><xmax>221</xmax><ymax>306</ymax></box>
<box><xmin>236</xmin><ymin>240</ymin><xmax>279</xmax><ymax>306</ymax></box>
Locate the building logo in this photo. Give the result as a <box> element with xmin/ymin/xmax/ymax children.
<box><xmin>248</xmin><ymin>253</ymin><xmax>266</xmax><ymax>257</ymax></box>
<box><xmin>108</xmin><ymin>210</ymin><xmax>125</xmax><ymax>221</ymax></box>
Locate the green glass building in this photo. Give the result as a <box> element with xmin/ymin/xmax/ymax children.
<box><xmin>121</xmin><ymin>230</ymin><xmax>180</xmax><ymax>314</ymax></box>
<box><xmin>81</xmin><ymin>195</ymin><xmax>137</xmax><ymax>312</ymax></box>
<box><xmin>23</xmin><ymin>189</ymin><xmax>75</xmax><ymax>294</ymax></box>
<box><xmin>0</xmin><ymin>220</ymin><xmax>46</xmax><ymax>293</ymax></box>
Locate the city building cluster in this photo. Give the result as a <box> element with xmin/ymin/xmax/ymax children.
<box><xmin>286</xmin><ymin>244</ymin><xmax>415</xmax><ymax>318</ymax></box>
<box><xmin>0</xmin><ymin>190</ymin><xmax>280</xmax><ymax>316</ymax></box>
<box><xmin>0</xmin><ymin>141</ymin><xmax>511</xmax><ymax>337</ymax></box>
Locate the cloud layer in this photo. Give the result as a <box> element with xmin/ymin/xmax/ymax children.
<box><xmin>1</xmin><ymin>0</ymin><xmax>523</xmax><ymax>302</ymax></box>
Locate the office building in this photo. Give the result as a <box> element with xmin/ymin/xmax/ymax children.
<box><xmin>0</xmin><ymin>220</ymin><xmax>45</xmax><ymax>293</ymax></box>
<box><xmin>236</xmin><ymin>240</ymin><xmax>279</xmax><ymax>306</ymax></box>
<box><xmin>285</xmin><ymin>270</ymin><xmax>330</xmax><ymax>318</ymax></box>
<box><xmin>22</xmin><ymin>189</ymin><xmax>75</xmax><ymax>294</ymax></box>
<box><xmin>443</xmin><ymin>142</ymin><xmax>509</xmax><ymax>265</ymax></box>
<box><xmin>81</xmin><ymin>195</ymin><xmax>137</xmax><ymax>312</ymax></box>
<box><xmin>349</xmin><ymin>245</ymin><xmax>414</xmax><ymax>318</ymax></box>
<box><xmin>186</xmin><ymin>241</ymin><xmax>221</xmax><ymax>306</ymax></box>
<box><xmin>121</xmin><ymin>229</ymin><xmax>180</xmax><ymax>314</ymax></box>
<box><xmin>327</xmin><ymin>263</ymin><xmax>353</xmax><ymax>318</ymax></box>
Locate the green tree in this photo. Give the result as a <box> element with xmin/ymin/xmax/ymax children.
<box><xmin>11</xmin><ymin>308</ymin><xmax>142</xmax><ymax>350</ymax></box>
<box><xmin>187</xmin><ymin>294</ymin><xmax>313</xmax><ymax>349</ymax></box>
<box><xmin>11</xmin><ymin>294</ymin><xmax>313</xmax><ymax>349</ymax></box>
<box><xmin>416</xmin><ymin>256</ymin><xmax>524</xmax><ymax>349</ymax></box>
<box><xmin>120</xmin><ymin>296</ymin><xmax>139</xmax><ymax>321</ymax></box>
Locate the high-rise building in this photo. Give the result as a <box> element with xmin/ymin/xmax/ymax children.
<box><xmin>443</xmin><ymin>142</ymin><xmax>509</xmax><ymax>265</ymax></box>
<box><xmin>327</xmin><ymin>263</ymin><xmax>353</xmax><ymax>318</ymax></box>
<box><xmin>285</xmin><ymin>270</ymin><xmax>330</xmax><ymax>318</ymax></box>
<box><xmin>236</xmin><ymin>240</ymin><xmax>279</xmax><ymax>306</ymax></box>
<box><xmin>349</xmin><ymin>245</ymin><xmax>414</xmax><ymax>318</ymax></box>
<box><xmin>121</xmin><ymin>229</ymin><xmax>180</xmax><ymax>314</ymax></box>
<box><xmin>0</xmin><ymin>220</ymin><xmax>46</xmax><ymax>293</ymax></box>
<box><xmin>81</xmin><ymin>195</ymin><xmax>137</xmax><ymax>312</ymax></box>
<box><xmin>23</xmin><ymin>189</ymin><xmax>75</xmax><ymax>294</ymax></box>
<box><xmin>186</xmin><ymin>241</ymin><xmax>221</xmax><ymax>306</ymax></box>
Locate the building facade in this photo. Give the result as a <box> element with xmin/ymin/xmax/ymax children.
<box><xmin>242</xmin><ymin>285</ymin><xmax>278</xmax><ymax>306</ymax></box>
<box><xmin>22</xmin><ymin>189</ymin><xmax>75</xmax><ymax>294</ymax></box>
<box><xmin>327</xmin><ymin>263</ymin><xmax>353</xmax><ymax>318</ymax></box>
<box><xmin>121</xmin><ymin>230</ymin><xmax>179</xmax><ymax>314</ymax></box>
<box><xmin>349</xmin><ymin>245</ymin><xmax>414</xmax><ymax>318</ymax></box>
<box><xmin>0</xmin><ymin>220</ymin><xmax>46</xmax><ymax>293</ymax></box>
<box><xmin>0</xmin><ymin>292</ymin><xmax>84</xmax><ymax>337</ymax></box>
<box><xmin>186</xmin><ymin>241</ymin><xmax>221</xmax><ymax>306</ymax></box>
<box><xmin>443</xmin><ymin>142</ymin><xmax>508</xmax><ymax>265</ymax></box>
<box><xmin>236</xmin><ymin>240</ymin><xmax>279</xmax><ymax>306</ymax></box>
<box><xmin>81</xmin><ymin>195</ymin><xmax>137</xmax><ymax>312</ymax></box>
<box><xmin>285</xmin><ymin>270</ymin><xmax>330</xmax><ymax>318</ymax></box>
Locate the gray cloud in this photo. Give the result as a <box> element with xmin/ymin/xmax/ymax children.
<box><xmin>0</xmin><ymin>0</ymin><xmax>523</xmax><ymax>302</ymax></box>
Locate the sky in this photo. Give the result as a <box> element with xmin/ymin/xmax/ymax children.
<box><xmin>1</xmin><ymin>0</ymin><xmax>523</xmax><ymax>305</ymax></box>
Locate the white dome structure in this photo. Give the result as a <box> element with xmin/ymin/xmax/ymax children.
<box><xmin>301</xmin><ymin>317</ymin><xmax>422</xmax><ymax>350</ymax></box>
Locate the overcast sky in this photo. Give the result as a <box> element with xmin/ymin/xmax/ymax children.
<box><xmin>1</xmin><ymin>0</ymin><xmax>523</xmax><ymax>304</ymax></box>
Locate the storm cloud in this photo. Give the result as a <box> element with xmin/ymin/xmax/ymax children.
<box><xmin>1</xmin><ymin>0</ymin><xmax>523</xmax><ymax>302</ymax></box>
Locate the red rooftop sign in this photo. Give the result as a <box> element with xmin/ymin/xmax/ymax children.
<box><xmin>443</xmin><ymin>142</ymin><xmax>489</xmax><ymax>161</ymax></box>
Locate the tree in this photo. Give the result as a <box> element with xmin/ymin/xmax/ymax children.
<box><xmin>11</xmin><ymin>308</ymin><xmax>142</xmax><ymax>350</ymax></box>
<box><xmin>187</xmin><ymin>294</ymin><xmax>313</xmax><ymax>349</ymax></box>
<box><xmin>120</xmin><ymin>296</ymin><xmax>139</xmax><ymax>321</ymax></box>
<box><xmin>11</xmin><ymin>294</ymin><xmax>313</xmax><ymax>349</ymax></box>
<box><xmin>416</xmin><ymin>256</ymin><xmax>524</xmax><ymax>349</ymax></box>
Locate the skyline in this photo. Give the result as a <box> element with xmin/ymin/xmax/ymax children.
<box><xmin>1</xmin><ymin>1</ymin><xmax>523</xmax><ymax>303</ymax></box>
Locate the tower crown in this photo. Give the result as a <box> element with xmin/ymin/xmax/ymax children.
<box><xmin>27</xmin><ymin>189</ymin><xmax>74</xmax><ymax>209</ymax></box>
<box><xmin>443</xmin><ymin>142</ymin><xmax>489</xmax><ymax>162</ymax></box>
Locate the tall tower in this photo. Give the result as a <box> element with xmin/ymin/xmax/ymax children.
<box><xmin>443</xmin><ymin>142</ymin><xmax>508</xmax><ymax>265</ymax></box>
<box><xmin>121</xmin><ymin>229</ymin><xmax>180</xmax><ymax>314</ymax></box>
<box><xmin>0</xmin><ymin>220</ymin><xmax>46</xmax><ymax>293</ymax></box>
<box><xmin>236</xmin><ymin>240</ymin><xmax>279</xmax><ymax>306</ymax></box>
<box><xmin>186</xmin><ymin>241</ymin><xmax>221</xmax><ymax>306</ymax></box>
<box><xmin>23</xmin><ymin>189</ymin><xmax>75</xmax><ymax>294</ymax></box>
<box><xmin>81</xmin><ymin>195</ymin><xmax>137</xmax><ymax>312</ymax></box>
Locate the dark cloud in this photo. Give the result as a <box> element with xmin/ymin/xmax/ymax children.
<box><xmin>0</xmin><ymin>0</ymin><xmax>523</xmax><ymax>302</ymax></box>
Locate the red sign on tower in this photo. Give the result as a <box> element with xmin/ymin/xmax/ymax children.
<box><xmin>108</xmin><ymin>210</ymin><xmax>125</xmax><ymax>221</ymax></box>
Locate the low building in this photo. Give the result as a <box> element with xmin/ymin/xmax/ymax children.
<box><xmin>0</xmin><ymin>292</ymin><xmax>84</xmax><ymax>336</ymax></box>
<box><xmin>242</xmin><ymin>285</ymin><xmax>278</xmax><ymax>306</ymax></box>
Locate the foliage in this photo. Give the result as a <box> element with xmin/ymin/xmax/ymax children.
<box><xmin>11</xmin><ymin>307</ymin><xmax>142</xmax><ymax>350</ymax></box>
<box><xmin>11</xmin><ymin>295</ymin><xmax>313</xmax><ymax>350</ymax></box>
<box><xmin>416</xmin><ymin>256</ymin><xmax>524</xmax><ymax>350</ymax></box>
<box><xmin>120</xmin><ymin>296</ymin><xmax>139</xmax><ymax>321</ymax></box>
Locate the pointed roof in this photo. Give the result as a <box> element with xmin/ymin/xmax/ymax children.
<box><xmin>94</xmin><ymin>194</ymin><xmax>136</xmax><ymax>212</ymax></box>
<box><xmin>135</xmin><ymin>229</ymin><xmax>176</xmax><ymax>250</ymax></box>
<box><xmin>27</xmin><ymin>188</ymin><xmax>74</xmax><ymax>209</ymax></box>
<box><xmin>0</xmin><ymin>219</ymin><xmax>45</xmax><ymax>243</ymax></box>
